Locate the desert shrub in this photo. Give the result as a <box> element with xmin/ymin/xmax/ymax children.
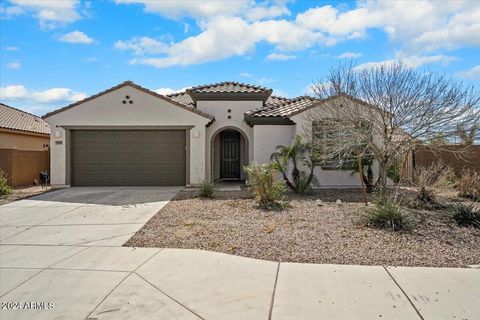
<box><xmin>448</xmin><ymin>202</ymin><xmax>480</xmax><ymax>228</ymax></box>
<box><xmin>364</xmin><ymin>190</ymin><xmax>411</xmax><ymax>231</ymax></box>
<box><xmin>0</xmin><ymin>169</ymin><xmax>13</xmax><ymax>196</ymax></box>
<box><xmin>458</xmin><ymin>169</ymin><xmax>480</xmax><ymax>201</ymax></box>
<box><xmin>244</xmin><ymin>162</ymin><xmax>287</xmax><ymax>210</ymax></box>
<box><xmin>198</xmin><ymin>180</ymin><xmax>216</xmax><ymax>198</ymax></box>
<box><xmin>412</xmin><ymin>163</ymin><xmax>456</xmax><ymax>208</ymax></box>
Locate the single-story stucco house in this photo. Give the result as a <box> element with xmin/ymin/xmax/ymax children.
<box><xmin>43</xmin><ymin>81</ymin><xmax>378</xmax><ymax>188</ymax></box>
<box><xmin>0</xmin><ymin>103</ymin><xmax>50</xmax><ymax>186</ymax></box>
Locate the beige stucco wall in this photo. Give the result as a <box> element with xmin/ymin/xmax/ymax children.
<box><xmin>199</xmin><ymin>100</ymin><xmax>259</xmax><ymax>180</ymax></box>
<box><xmin>253</xmin><ymin>125</ymin><xmax>296</xmax><ymax>164</ymax></box>
<box><xmin>44</xmin><ymin>85</ymin><xmax>210</xmax><ymax>187</ymax></box>
<box><xmin>0</xmin><ymin>130</ymin><xmax>49</xmax><ymax>151</ymax></box>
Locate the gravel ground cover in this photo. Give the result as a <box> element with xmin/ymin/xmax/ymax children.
<box><xmin>0</xmin><ymin>186</ymin><xmax>52</xmax><ymax>205</ymax></box>
<box><xmin>125</xmin><ymin>189</ymin><xmax>480</xmax><ymax>267</ymax></box>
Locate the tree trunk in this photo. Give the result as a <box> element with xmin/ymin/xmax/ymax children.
<box><xmin>378</xmin><ymin>160</ymin><xmax>388</xmax><ymax>190</ymax></box>
<box><xmin>357</xmin><ymin>153</ymin><xmax>368</xmax><ymax>206</ymax></box>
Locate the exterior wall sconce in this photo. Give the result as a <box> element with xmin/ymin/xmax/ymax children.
<box><xmin>54</xmin><ymin>129</ymin><xmax>62</xmax><ymax>139</ymax></box>
<box><xmin>193</xmin><ymin>130</ymin><xmax>200</xmax><ymax>138</ymax></box>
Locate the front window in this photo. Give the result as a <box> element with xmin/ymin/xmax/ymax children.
<box><xmin>312</xmin><ymin>119</ymin><xmax>372</xmax><ymax>170</ymax></box>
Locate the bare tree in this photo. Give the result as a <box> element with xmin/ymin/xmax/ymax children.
<box><xmin>305</xmin><ymin>62</ymin><xmax>480</xmax><ymax>190</ymax></box>
<box><xmin>456</xmin><ymin>123</ymin><xmax>479</xmax><ymax>145</ymax></box>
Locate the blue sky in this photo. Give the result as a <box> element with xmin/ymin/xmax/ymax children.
<box><xmin>1</xmin><ymin>0</ymin><xmax>479</xmax><ymax>116</ymax></box>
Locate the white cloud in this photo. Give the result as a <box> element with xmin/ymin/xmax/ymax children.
<box><xmin>114</xmin><ymin>0</ymin><xmax>247</xmax><ymax>20</ymax></box>
<box><xmin>245</xmin><ymin>3</ymin><xmax>290</xmax><ymax>21</ymax></box>
<box><xmin>7</xmin><ymin>61</ymin><xmax>21</xmax><ymax>69</ymax></box>
<box><xmin>5</xmin><ymin>0</ymin><xmax>82</xmax><ymax>29</ymax></box>
<box><xmin>0</xmin><ymin>4</ymin><xmax>24</xmax><ymax>17</ymax></box>
<box><xmin>399</xmin><ymin>54</ymin><xmax>456</xmax><ymax>68</ymax></box>
<box><xmin>115</xmin><ymin>0</ymin><xmax>289</xmax><ymax>22</ymax></box>
<box><xmin>114</xmin><ymin>1</ymin><xmax>480</xmax><ymax>68</ymax></box>
<box><xmin>155</xmin><ymin>87</ymin><xmax>190</xmax><ymax>95</ymax></box>
<box><xmin>354</xmin><ymin>60</ymin><xmax>396</xmax><ymax>71</ymax></box>
<box><xmin>0</xmin><ymin>84</ymin><xmax>86</xmax><ymax>104</ymax></box>
<box><xmin>120</xmin><ymin>17</ymin><xmax>322</xmax><ymax>68</ymax></box>
<box><xmin>266</xmin><ymin>53</ymin><xmax>297</xmax><ymax>61</ymax></box>
<box><xmin>129</xmin><ymin>17</ymin><xmax>257</xmax><ymax>68</ymax></box>
<box><xmin>457</xmin><ymin>65</ymin><xmax>480</xmax><ymax>80</ymax></box>
<box><xmin>295</xmin><ymin>1</ymin><xmax>480</xmax><ymax>53</ymax></box>
<box><xmin>59</xmin><ymin>31</ymin><xmax>94</xmax><ymax>44</ymax></box>
<box><xmin>114</xmin><ymin>37</ymin><xmax>168</xmax><ymax>55</ymax></box>
<box><xmin>3</xmin><ymin>46</ymin><xmax>19</xmax><ymax>51</ymax></box>
<box><xmin>272</xmin><ymin>88</ymin><xmax>289</xmax><ymax>97</ymax></box>
<box><xmin>354</xmin><ymin>53</ymin><xmax>456</xmax><ymax>71</ymax></box>
<box><xmin>337</xmin><ymin>52</ymin><xmax>362</xmax><ymax>59</ymax></box>
<box><xmin>0</xmin><ymin>85</ymin><xmax>28</xmax><ymax>99</ymax></box>
<box><xmin>239</xmin><ymin>72</ymin><xmax>252</xmax><ymax>77</ymax></box>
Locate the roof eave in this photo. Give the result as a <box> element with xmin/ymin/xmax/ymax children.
<box><xmin>188</xmin><ymin>90</ymin><xmax>272</xmax><ymax>103</ymax></box>
<box><xmin>244</xmin><ymin>115</ymin><xmax>295</xmax><ymax>126</ymax></box>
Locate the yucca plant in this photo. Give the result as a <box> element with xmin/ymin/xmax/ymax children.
<box><xmin>198</xmin><ymin>180</ymin><xmax>216</xmax><ymax>198</ymax></box>
<box><xmin>448</xmin><ymin>202</ymin><xmax>480</xmax><ymax>228</ymax></box>
<box><xmin>364</xmin><ymin>190</ymin><xmax>411</xmax><ymax>231</ymax></box>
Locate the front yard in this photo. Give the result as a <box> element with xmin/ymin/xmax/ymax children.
<box><xmin>125</xmin><ymin>189</ymin><xmax>480</xmax><ymax>268</ymax></box>
<box><xmin>0</xmin><ymin>185</ymin><xmax>51</xmax><ymax>205</ymax></box>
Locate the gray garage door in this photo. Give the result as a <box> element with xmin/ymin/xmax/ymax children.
<box><xmin>71</xmin><ymin>130</ymin><xmax>186</xmax><ymax>186</ymax></box>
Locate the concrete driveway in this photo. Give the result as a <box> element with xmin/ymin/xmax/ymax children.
<box><xmin>0</xmin><ymin>187</ymin><xmax>181</xmax><ymax>246</ymax></box>
<box><xmin>1</xmin><ymin>187</ymin><xmax>479</xmax><ymax>320</ymax></box>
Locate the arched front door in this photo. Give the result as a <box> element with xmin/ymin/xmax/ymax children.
<box><xmin>220</xmin><ymin>130</ymin><xmax>240</xmax><ymax>179</ymax></box>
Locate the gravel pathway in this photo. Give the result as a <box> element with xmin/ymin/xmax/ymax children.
<box><xmin>125</xmin><ymin>190</ymin><xmax>480</xmax><ymax>267</ymax></box>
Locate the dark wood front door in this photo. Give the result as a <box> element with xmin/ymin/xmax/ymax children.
<box><xmin>220</xmin><ymin>131</ymin><xmax>240</xmax><ymax>179</ymax></box>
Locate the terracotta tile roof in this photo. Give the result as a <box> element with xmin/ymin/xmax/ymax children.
<box><xmin>266</xmin><ymin>95</ymin><xmax>292</xmax><ymax>106</ymax></box>
<box><xmin>187</xmin><ymin>81</ymin><xmax>272</xmax><ymax>94</ymax></box>
<box><xmin>0</xmin><ymin>103</ymin><xmax>50</xmax><ymax>135</ymax></box>
<box><xmin>247</xmin><ymin>96</ymin><xmax>319</xmax><ymax>118</ymax></box>
<box><xmin>167</xmin><ymin>92</ymin><xmax>195</xmax><ymax>107</ymax></box>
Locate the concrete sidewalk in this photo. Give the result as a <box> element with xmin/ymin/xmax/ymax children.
<box><xmin>0</xmin><ymin>247</ymin><xmax>479</xmax><ymax>320</ymax></box>
<box><xmin>1</xmin><ymin>187</ymin><xmax>479</xmax><ymax>319</ymax></box>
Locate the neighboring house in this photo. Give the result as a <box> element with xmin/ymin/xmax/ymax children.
<box><xmin>43</xmin><ymin>81</ymin><xmax>376</xmax><ymax>188</ymax></box>
<box><xmin>0</xmin><ymin>103</ymin><xmax>50</xmax><ymax>186</ymax></box>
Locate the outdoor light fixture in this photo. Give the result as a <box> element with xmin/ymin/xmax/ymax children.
<box><xmin>193</xmin><ymin>130</ymin><xmax>200</xmax><ymax>138</ymax></box>
<box><xmin>54</xmin><ymin>129</ymin><xmax>62</xmax><ymax>139</ymax></box>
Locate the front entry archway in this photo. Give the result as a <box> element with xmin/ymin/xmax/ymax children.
<box><xmin>211</xmin><ymin>127</ymin><xmax>249</xmax><ymax>181</ymax></box>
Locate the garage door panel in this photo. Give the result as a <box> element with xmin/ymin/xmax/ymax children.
<box><xmin>71</xmin><ymin>130</ymin><xmax>186</xmax><ymax>186</ymax></box>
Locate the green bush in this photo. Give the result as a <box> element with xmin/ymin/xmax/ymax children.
<box><xmin>458</xmin><ymin>169</ymin><xmax>480</xmax><ymax>201</ymax></box>
<box><xmin>198</xmin><ymin>180</ymin><xmax>216</xmax><ymax>198</ymax></box>
<box><xmin>448</xmin><ymin>202</ymin><xmax>480</xmax><ymax>228</ymax></box>
<box><xmin>0</xmin><ymin>169</ymin><xmax>13</xmax><ymax>196</ymax></box>
<box><xmin>364</xmin><ymin>191</ymin><xmax>411</xmax><ymax>231</ymax></box>
<box><xmin>244</xmin><ymin>162</ymin><xmax>287</xmax><ymax>210</ymax></box>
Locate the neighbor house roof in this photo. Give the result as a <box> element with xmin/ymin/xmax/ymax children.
<box><xmin>167</xmin><ymin>92</ymin><xmax>294</xmax><ymax>109</ymax></box>
<box><xmin>0</xmin><ymin>103</ymin><xmax>50</xmax><ymax>135</ymax></box>
<box><xmin>247</xmin><ymin>96</ymin><xmax>318</xmax><ymax>118</ymax></box>
<box><xmin>168</xmin><ymin>92</ymin><xmax>195</xmax><ymax>107</ymax></box>
<box><xmin>42</xmin><ymin>81</ymin><xmax>214</xmax><ymax>121</ymax></box>
<box><xmin>187</xmin><ymin>81</ymin><xmax>272</xmax><ymax>94</ymax></box>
